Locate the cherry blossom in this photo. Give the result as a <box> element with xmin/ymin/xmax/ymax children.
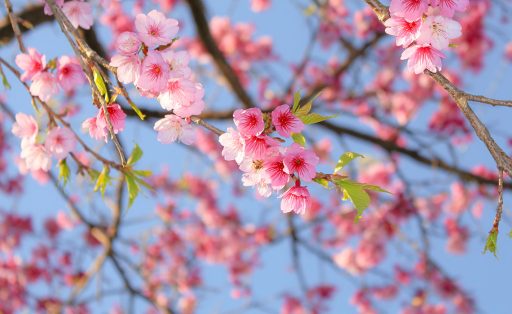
<box><xmin>417</xmin><ymin>15</ymin><xmax>461</xmax><ymax>50</ymax></box>
<box><xmin>400</xmin><ymin>44</ymin><xmax>446</xmax><ymax>74</ymax></box>
<box><xmin>109</xmin><ymin>54</ymin><xmax>141</xmax><ymax>84</ymax></box>
<box><xmin>280</xmin><ymin>183</ymin><xmax>311</xmax><ymax>215</ymax></box>
<box><xmin>62</xmin><ymin>0</ymin><xmax>93</xmax><ymax>30</ymax></box>
<box><xmin>271</xmin><ymin>105</ymin><xmax>304</xmax><ymax>137</ymax></box>
<box><xmin>219</xmin><ymin>128</ymin><xmax>245</xmax><ymax>164</ymax></box>
<box><xmin>137</xmin><ymin>50</ymin><xmax>170</xmax><ymax>94</ymax></box>
<box><xmin>11</xmin><ymin>113</ymin><xmax>38</xmax><ymax>141</ymax></box>
<box><xmin>384</xmin><ymin>16</ymin><xmax>422</xmax><ymax>47</ymax></box>
<box><xmin>20</xmin><ymin>141</ymin><xmax>52</xmax><ymax>172</ymax></box>
<box><xmin>96</xmin><ymin>103</ymin><xmax>127</xmax><ymax>134</ymax></box>
<box><xmin>135</xmin><ymin>10</ymin><xmax>179</xmax><ymax>47</ymax></box>
<box><xmin>115</xmin><ymin>32</ymin><xmax>141</xmax><ymax>55</ymax></box>
<box><xmin>389</xmin><ymin>0</ymin><xmax>429</xmax><ymax>22</ymax></box>
<box><xmin>283</xmin><ymin>143</ymin><xmax>319</xmax><ymax>182</ymax></box>
<box><xmin>29</xmin><ymin>72</ymin><xmax>59</xmax><ymax>102</ymax></box>
<box><xmin>154</xmin><ymin>114</ymin><xmax>195</xmax><ymax>145</ymax></box>
<box><xmin>233</xmin><ymin>108</ymin><xmax>265</xmax><ymax>137</ymax></box>
<box><xmin>15</xmin><ymin>48</ymin><xmax>46</xmax><ymax>81</ymax></box>
<box><xmin>56</xmin><ymin>56</ymin><xmax>84</xmax><ymax>92</ymax></box>
<box><xmin>45</xmin><ymin>127</ymin><xmax>76</xmax><ymax>160</ymax></box>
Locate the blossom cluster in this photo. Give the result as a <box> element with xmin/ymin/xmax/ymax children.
<box><xmin>40</xmin><ymin>0</ymin><xmax>93</xmax><ymax>29</ymax></box>
<box><xmin>108</xmin><ymin>10</ymin><xmax>205</xmax><ymax>144</ymax></box>
<box><xmin>219</xmin><ymin>106</ymin><xmax>320</xmax><ymax>215</ymax></box>
<box><xmin>15</xmin><ymin>49</ymin><xmax>85</xmax><ymax>101</ymax></box>
<box><xmin>11</xmin><ymin>113</ymin><xmax>76</xmax><ymax>173</ymax></box>
<box><xmin>82</xmin><ymin>103</ymin><xmax>127</xmax><ymax>142</ymax></box>
<box><xmin>385</xmin><ymin>0</ymin><xmax>468</xmax><ymax>74</ymax></box>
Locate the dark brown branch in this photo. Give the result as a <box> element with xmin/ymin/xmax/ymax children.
<box><xmin>184</xmin><ymin>0</ymin><xmax>256</xmax><ymax>109</ymax></box>
<box><xmin>0</xmin><ymin>4</ymin><xmax>52</xmax><ymax>45</ymax></box>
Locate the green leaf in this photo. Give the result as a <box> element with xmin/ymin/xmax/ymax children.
<box><xmin>362</xmin><ymin>184</ymin><xmax>391</xmax><ymax>194</ymax></box>
<box><xmin>125</xmin><ymin>173</ymin><xmax>139</xmax><ymax>208</ymax></box>
<box><xmin>337</xmin><ymin>179</ymin><xmax>370</xmax><ymax>222</ymax></box>
<box><xmin>127</xmin><ymin>144</ymin><xmax>143</xmax><ymax>166</ymax></box>
<box><xmin>93</xmin><ymin>69</ymin><xmax>108</xmax><ymax>101</ymax></box>
<box><xmin>294</xmin><ymin>99</ymin><xmax>312</xmax><ymax>117</ymax></box>
<box><xmin>94</xmin><ymin>166</ymin><xmax>110</xmax><ymax>197</ymax></box>
<box><xmin>133</xmin><ymin>169</ymin><xmax>152</xmax><ymax>177</ymax></box>
<box><xmin>0</xmin><ymin>66</ymin><xmax>10</xmax><ymax>90</ymax></box>
<box><xmin>483</xmin><ymin>229</ymin><xmax>498</xmax><ymax>257</ymax></box>
<box><xmin>291</xmin><ymin>133</ymin><xmax>306</xmax><ymax>147</ymax></box>
<box><xmin>300</xmin><ymin>113</ymin><xmax>337</xmax><ymax>125</ymax></box>
<box><xmin>127</xmin><ymin>99</ymin><xmax>146</xmax><ymax>120</ymax></box>
<box><xmin>313</xmin><ymin>177</ymin><xmax>329</xmax><ymax>188</ymax></box>
<box><xmin>58</xmin><ymin>159</ymin><xmax>70</xmax><ymax>186</ymax></box>
<box><xmin>134</xmin><ymin>176</ymin><xmax>153</xmax><ymax>190</ymax></box>
<box><xmin>292</xmin><ymin>91</ymin><xmax>301</xmax><ymax>113</ymax></box>
<box><xmin>334</xmin><ymin>152</ymin><xmax>364</xmax><ymax>173</ymax></box>
<box><xmin>295</xmin><ymin>91</ymin><xmax>321</xmax><ymax>117</ymax></box>
<box><xmin>87</xmin><ymin>169</ymin><xmax>100</xmax><ymax>182</ymax></box>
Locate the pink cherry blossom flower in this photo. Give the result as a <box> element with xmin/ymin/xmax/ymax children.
<box><xmin>39</xmin><ymin>0</ymin><xmax>64</xmax><ymax>15</ymax></box>
<box><xmin>431</xmin><ymin>0</ymin><xmax>469</xmax><ymax>17</ymax></box>
<box><xmin>82</xmin><ymin>117</ymin><xmax>107</xmax><ymax>141</ymax></box>
<box><xmin>389</xmin><ymin>0</ymin><xmax>429</xmax><ymax>22</ymax></box>
<box><xmin>173</xmin><ymin>83</ymin><xmax>205</xmax><ymax>118</ymax></box>
<box><xmin>116</xmin><ymin>32</ymin><xmax>141</xmax><ymax>55</ymax></box>
<box><xmin>45</xmin><ymin>127</ymin><xmax>76</xmax><ymax>160</ymax></box>
<box><xmin>417</xmin><ymin>15</ymin><xmax>461</xmax><ymax>50</ymax></box>
<box><xmin>15</xmin><ymin>48</ymin><xmax>46</xmax><ymax>81</ymax></box>
<box><xmin>160</xmin><ymin>50</ymin><xmax>192</xmax><ymax>78</ymax></box>
<box><xmin>30</xmin><ymin>72</ymin><xmax>59</xmax><ymax>102</ymax></box>
<box><xmin>137</xmin><ymin>51</ymin><xmax>170</xmax><ymax>94</ymax></box>
<box><xmin>12</xmin><ymin>113</ymin><xmax>38</xmax><ymax>141</ymax></box>
<box><xmin>251</xmin><ymin>0</ymin><xmax>271</xmax><ymax>12</ymax></box>
<box><xmin>233</xmin><ymin>108</ymin><xmax>265</xmax><ymax>136</ymax></box>
<box><xmin>20</xmin><ymin>141</ymin><xmax>52</xmax><ymax>172</ymax></box>
<box><xmin>283</xmin><ymin>143</ymin><xmax>319</xmax><ymax>182</ymax></box>
<box><xmin>157</xmin><ymin>76</ymin><xmax>197</xmax><ymax>111</ymax></box>
<box><xmin>244</xmin><ymin>134</ymin><xmax>279</xmax><ymax>159</ymax></box>
<box><xmin>239</xmin><ymin>159</ymin><xmax>272</xmax><ymax>198</ymax></box>
<box><xmin>219</xmin><ymin>127</ymin><xmax>245</xmax><ymax>164</ymax></box>
<box><xmin>153</xmin><ymin>114</ymin><xmax>195</xmax><ymax>145</ymax></box>
<box><xmin>62</xmin><ymin>0</ymin><xmax>93</xmax><ymax>30</ymax></box>
<box><xmin>135</xmin><ymin>10</ymin><xmax>179</xmax><ymax>47</ymax></box>
<box><xmin>263</xmin><ymin>154</ymin><xmax>290</xmax><ymax>190</ymax></box>
<box><xmin>384</xmin><ymin>16</ymin><xmax>422</xmax><ymax>47</ymax></box>
<box><xmin>96</xmin><ymin>103</ymin><xmax>126</xmax><ymax>134</ymax></box>
<box><xmin>57</xmin><ymin>56</ymin><xmax>84</xmax><ymax>92</ymax></box>
<box><xmin>400</xmin><ymin>44</ymin><xmax>445</xmax><ymax>74</ymax></box>
<box><xmin>280</xmin><ymin>183</ymin><xmax>311</xmax><ymax>215</ymax></box>
<box><xmin>271</xmin><ymin>104</ymin><xmax>304</xmax><ymax>137</ymax></box>
<box><xmin>110</xmin><ymin>54</ymin><xmax>141</xmax><ymax>84</ymax></box>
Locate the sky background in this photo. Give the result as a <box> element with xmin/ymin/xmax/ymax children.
<box><xmin>1</xmin><ymin>0</ymin><xmax>512</xmax><ymax>313</ymax></box>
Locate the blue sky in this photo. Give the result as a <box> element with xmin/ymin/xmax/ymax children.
<box><xmin>1</xmin><ymin>0</ymin><xmax>512</xmax><ymax>313</ymax></box>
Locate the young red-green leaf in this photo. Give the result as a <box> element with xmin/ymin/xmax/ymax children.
<box><xmin>291</xmin><ymin>133</ymin><xmax>306</xmax><ymax>147</ymax></box>
<box><xmin>58</xmin><ymin>159</ymin><xmax>70</xmax><ymax>186</ymax></box>
<box><xmin>337</xmin><ymin>179</ymin><xmax>371</xmax><ymax>222</ymax></box>
<box><xmin>300</xmin><ymin>113</ymin><xmax>337</xmax><ymax>125</ymax></box>
<box><xmin>125</xmin><ymin>173</ymin><xmax>139</xmax><ymax>208</ymax></box>
<box><xmin>127</xmin><ymin>144</ymin><xmax>143</xmax><ymax>166</ymax></box>
<box><xmin>94</xmin><ymin>166</ymin><xmax>111</xmax><ymax>197</ymax></box>
<box><xmin>362</xmin><ymin>184</ymin><xmax>391</xmax><ymax>194</ymax></box>
<box><xmin>133</xmin><ymin>169</ymin><xmax>152</xmax><ymax>177</ymax></box>
<box><xmin>335</xmin><ymin>152</ymin><xmax>364</xmax><ymax>173</ymax></box>
<box><xmin>483</xmin><ymin>229</ymin><xmax>498</xmax><ymax>257</ymax></box>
